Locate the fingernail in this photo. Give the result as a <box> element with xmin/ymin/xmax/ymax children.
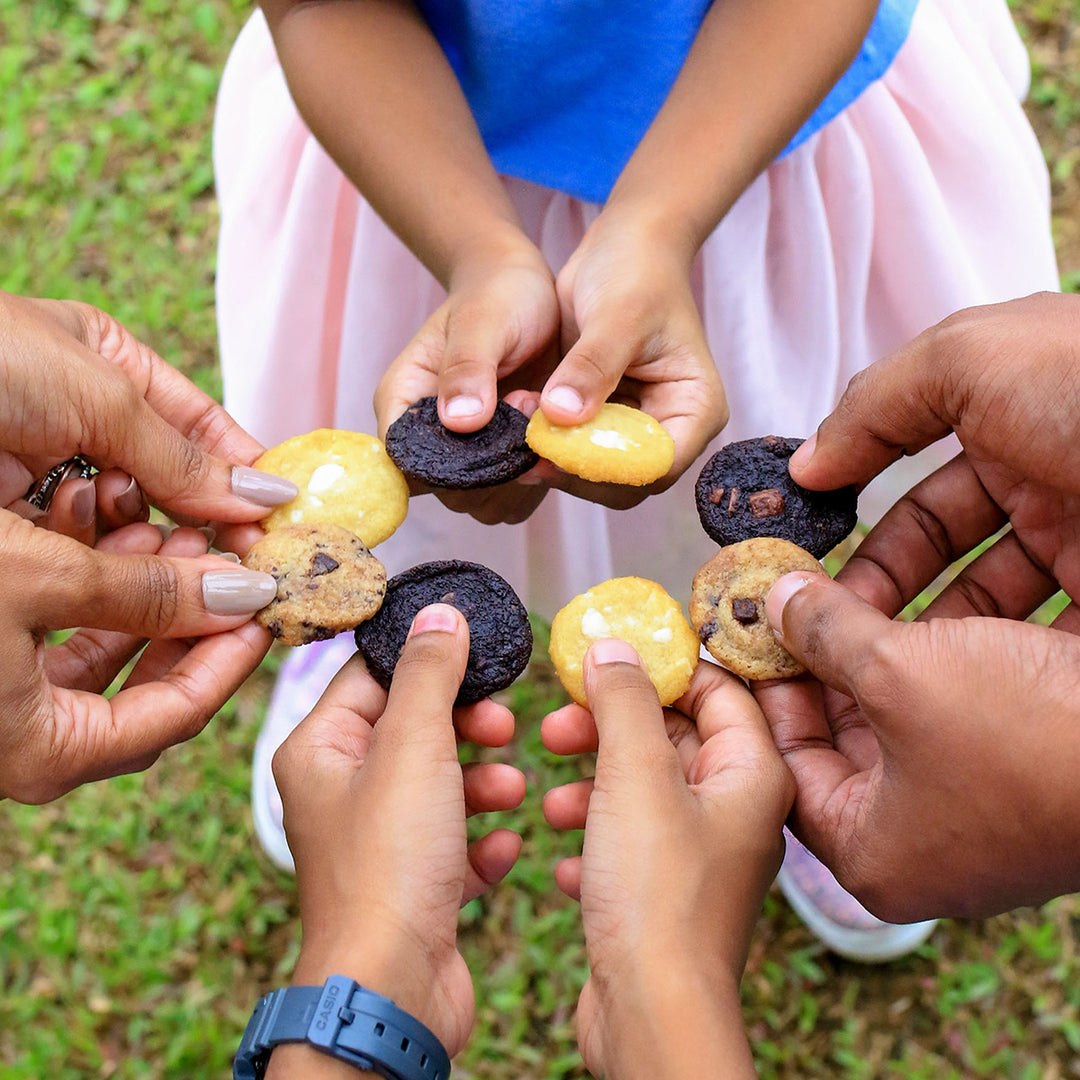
<box><xmin>218</xmin><ymin>551</ymin><xmax>242</xmax><ymax>564</ymax></box>
<box><xmin>115</xmin><ymin>476</ymin><xmax>145</xmax><ymax>519</ymax></box>
<box><xmin>545</xmin><ymin>385</ymin><xmax>584</xmax><ymax>416</ymax></box>
<box><xmin>156</xmin><ymin>523</ymin><xmax>173</xmax><ymax>542</ymax></box>
<box><xmin>515</xmin><ymin>397</ymin><xmax>539</xmax><ymax>419</ymax></box>
<box><xmin>588</xmin><ymin>638</ymin><xmax>642</xmax><ymax>667</ymax></box>
<box><xmin>71</xmin><ymin>479</ymin><xmax>97</xmax><ymax>529</ymax></box>
<box><xmin>765</xmin><ymin>573</ymin><xmax>817</xmax><ymax>640</ymax></box>
<box><xmin>443</xmin><ymin>395</ymin><xmax>484</xmax><ymax>421</ymax></box>
<box><xmin>203</xmin><ymin>568</ymin><xmax>278</xmax><ymax>615</ymax></box>
<box><xmin>408</xmin><ymin>603</ymin><xmax>460</xmax><ymax>637</ymax></box>
<box><xmin>789</xmin><ymin>433</ymin><xmax>817</xmax><ymax>472</ymax></box>
<box><xmin>232</xmin><ymin>466</ymin><xmax>299</xmax><ymax>506</ymax></box>
<box><xmin>198</xmin><ymin>525</ymin><xmax>217</xmax><ymax>545</ymax></box>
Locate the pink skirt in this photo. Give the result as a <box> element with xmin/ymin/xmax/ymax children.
<box><xmin>214</xmin><ymin>0</ymin><xmax>1058</xmax><ymax>619</ymax></box>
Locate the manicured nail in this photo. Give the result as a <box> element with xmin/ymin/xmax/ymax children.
<box><xmin>545</xmin><ymin>385</ymin><xmax>584</xmax><ymax>416</ymax></box>
<box><xmin>231</xmin><ymin>466</ymin><xmax>298</xmax><ymax>506</ymax></box>
<box><xmin>115</xmin><ymin>476</ymin><xmax>145</xmax><ymax>519</ymax></box>
<box><xmin>155</xmin><ymin>523</ymin><xmax>173</xmax><ymax>542</ymax></box>
<box><xmin>198</xmin><ymin>525</ymin><xmax>217</xmax><ymax>545</ymax></box>
<box><xmin>789</xmin><ymin>433</ymin><xmax>817</xmax><ymax>472</ymax></box>
<box><xmin>203</xmin><ymin>568</ymin><xmax>278</xmax><ymax>615</ymax></box>
<box><xmin>588</xmin><ymin>638</ymin><xmax>642</xmax><ymax>667</ymax></box>
<box><xmin>70</xmin><ymin>479</ymin><xmax>97</xmax><ymax>529</ymax></box>
<box><xmin>409</xmin><ymin>603</ymin><xmax>461</xmax><ymax>637</ymax></box>
<box><xmin>765</xmin><ymin>573</ymin><xmax>817</xmax><ymax>641</ymax></box>
<box><xmin>218</xmin><ymin>551</ymin><xmax>242</xmax><ymax>564</ymax></box>
<box><xmin>443</xmin><ymin>395</ymin><xmax>484</xmax><ymax>421</ymax></box>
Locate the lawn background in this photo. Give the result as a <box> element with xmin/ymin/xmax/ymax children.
<box><xmin>3</xmin><ymin>2</ymin><xmax>1080</xmax><ymax>1077</ymax></box>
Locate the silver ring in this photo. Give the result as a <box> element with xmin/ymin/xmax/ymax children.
<box><xmin>24</xmin><ymin>455</ymin><xmax>95</xmax><ymax>511</ymax></box>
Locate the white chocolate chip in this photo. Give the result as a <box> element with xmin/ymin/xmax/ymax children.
<box><xmin>589</xmin><ymin>429</ymin><xmax>636</xmax><ymax>451</ymax></box>
<box><xmin>581</xmin><ymin>607</ymin><xmax>611</xmax><ymax>638</ymax></box>
<box><xmin>308</xmin><ymin>462</ymin><xmax>346</xmax><ymax>494</ymax></box>
<box><xmin>652</xmin><ymin>627</ymin><xmax>673</xmax><ymax>642</ymax></box>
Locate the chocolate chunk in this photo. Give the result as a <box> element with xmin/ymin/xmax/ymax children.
<box><xmin>731</xmin><ymin>598</ymin><xmax>758</xmax><ymax>624</ymax></box>
<box><xmin>726</xmin><ymin>487</ymin><xmax>740</xmax><ymax>515</ymax></box>
<box><xmin>708</xmin><ymin>486</ymin><xmax>725</xmax><ymax>506</ymax></box>
<box><xmin>311</xmin><ymin>551</ymin><xmax>340</xmax><ymax>576</ymax></box>
<box><xmin>748</xmin><ymin>489</ymin><xmax>785</xmax><ymax>518</ymax></box>
<box><xmin>698</xmin><ymin>619</ymin><xmax>719</xmax><ymax>643</ymax></box>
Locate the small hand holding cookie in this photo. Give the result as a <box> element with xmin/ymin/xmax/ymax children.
<box><xmin>757</xmin><ymin>464</ymin><xmax>1080</xmax><ymax>921</ymax></box>
<box><xmin>0</xmin><ymin>512</ymin><xmax>275</xmax><ymax>803</ymax></box>
<box><xmin>0</xmin><ymin>291</ymin><xmax>297</xmax><ymax>551</ymax></box>
<box><xmin>374</xmin><ymin>238</ymin><xmax>561</xmax><ymax>525</ymax></box>
<box><xmin>266</xmin><ymin>605</ymin><xmax>526</xmax><ymax>1078</ymax></box>
<box><xmin>536</xmin><ymin>208</ymin><xmax>728</xmax><ymax>509</ymax></box>
<box><xmin>542</xmin><ymin>645</ymin><xmax>791</xmax><ymax>1080</ymax></box>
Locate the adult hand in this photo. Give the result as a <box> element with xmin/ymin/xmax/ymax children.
<box><xmin>0</xmin><ymin>291</ymin><xmax>298</xmax><ymax>552</ymax></box>
<box><xmin>757</xmin><ymin>452</ymin><xmax>1080</xmax><ymax>921</ymax></box>
<box><xmin>543</xmin><ymin>645</ymin><xmax>791</xmax><ymax>1080</ymax></box>
<box><xmin>374</xmin><ymin>237</ymin><xmax>561</xmax><ymax>525</ymax></box>
<box><xmin>0</xmin><ymin>510</ymin><xmax>276</xmax><ymax>803</ymax></box>
<box><xmin>534</xmin><ymin>207</ymin><xmax>728</xmax><ymax>510</ymax></box>
<box><xmin>267</xmin><ymin>605</ymin><xmax>526</xmax><ymax>1077</ymax></box>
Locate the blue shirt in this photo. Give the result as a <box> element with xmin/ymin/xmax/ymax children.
<box><xmin>416</xmin><ymin>0</ymin><xmax>919</xmax><ymax>204</ymax></box>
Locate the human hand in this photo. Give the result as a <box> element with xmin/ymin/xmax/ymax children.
<box><xmin>757</xmin><ymin>464</ymin><xmax>1080</xmax><ymax>920</ymax></box>
<box><xmin>0</xmin><ymin>292</ymin><xmax>297</xmax><ymax>552</ymax></box>
<box><xmin>533</xmin><ymin>208</ymin><xmax>728</xmax><ymax>510</ymax></box>
<box><xmin>374</xmin><ymin>237</ymin><xmax>560</xmax><ymax>525</ymax></box>
<box><xmin>268</xmin><ymin>605</ymin><xmax>525</xmax><ymax>1074</ymax></box>
<box><xmin>0</xmin><ymin>510</ymin><xmax>275</xmax><ymax>803</ymax></box>
<box><xmin>542</xmin><ymin>643</ymin><xmax>790</xmax><ymax>1080</ymax></box>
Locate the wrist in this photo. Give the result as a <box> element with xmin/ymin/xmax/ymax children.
<box><xmin>445</xmin><ymin>222</ymin><xmax>549</xmax><ymax>292</ymax></box>
<box><xmin>584</xmin><ymin>199</ymin><xmax>702</xmax><ymax>272</ymax></box>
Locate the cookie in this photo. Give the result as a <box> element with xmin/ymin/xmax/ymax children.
<box><xmin>694</xmin><ymin>435</ymin><xmax>857</xmax><ymax>558</ymax></box>
<box><xmin>548</xmin><ymin>576</ymin><xmax>700</xmax><ymax>706</ymax></box>
<box><xmin>384</xmin><ymin>396</ymin><xmax>538</xmax><ymax>489</ymax></box>
<box><xmin>689</xmin><ymin>537</ymin><xmax>825</xmax><ymax>681</ymax></box>
<box><xmin>354</xmin><ymin>560</ymin><xmax>533</xmax><ymax>705</ymax></box>
<box><xmin>525</xmin><ymin>402</ymin><xmax>674</xmax><ymax>486</ymax></box>
<box><xmin>255</xmin><ymin>429</ymin><xmax>409</xmax><ymax>548</ymax></box>
<box><xmin>243</xmin><ymin>523</ymin><xmax>387</xmax><ymax>647</ymax></box>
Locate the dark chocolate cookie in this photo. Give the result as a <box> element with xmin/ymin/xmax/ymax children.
<box><xmin>384</xmin><ymin>397</ymin><xmax>538</xmax><ymax>489</ymax></box>
<box><xmin>355</xmin><ymin>560</ymin><xmax>533</xmax><ymax>704</ymax></box>
<box><xmin>694</xmin><ymin>436</ymin><xmax>857</xmax><ymax>558</ymax></box>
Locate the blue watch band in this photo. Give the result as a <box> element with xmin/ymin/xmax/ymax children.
<box><xmin>234</xmin><ymin>975</ymin><xmax>450</xmax><ymax>1080</ymax></box>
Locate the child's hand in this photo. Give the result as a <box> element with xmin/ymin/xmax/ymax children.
<box><xmin>374</xmin><ymin>240</ymin><xmax>560</xmax><ymax>525</ymax></box>
<box><xmin>268</xmin><ymin>605</ymin><xmax>526</xmax><ymax>1073</ymax></box>
<box><xmin>536</xmin><ymin>211</ymin><xmax>729</xmax><ymax>510</ymax></box>
<box><xmin>542</xmin><ymin>644</ymin><xmax>792</xmax><ymax>1080</ymax></box>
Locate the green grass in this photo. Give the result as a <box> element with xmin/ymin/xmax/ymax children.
<box><xmin>4</xmin><ymin>1</ymin><xmax>1080</xmax><ymax>1077</ymax></box>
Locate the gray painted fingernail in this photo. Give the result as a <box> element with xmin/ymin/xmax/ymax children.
<box><xmin>71</xmin><ymin>479</ymin><xmax>97</xmax><ymax>529</ymax></box>
<box><xmin>115</xmin><ymin>476</ymin><xmax>145</xmax><ymax>518</ymax></box>
<box><xmin>198</xmin><ymin>525</ymin><xmax>217</xmax><ymax>544</ymax></box>
<box><xmin>203</xmin><ymin>569</ymin><xmax>277</xmax><ymax>615</ymax></box>
<box><xmin>218</xmin><ymin>551</ymin><xmax>242</xmax><ymax>564</ymax></box>
<box><xmin>156</xmin><ymin>523</ymin><xmax>173</xmax><ymax>542</ymax></box>
<box><xmin>231</xmin><ymin>466</ymin><xmax>298</xmax><ymax>506</ymax></box>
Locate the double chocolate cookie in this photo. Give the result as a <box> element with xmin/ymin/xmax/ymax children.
<box><xmin>384</xmin><ymin>397</ymin><xmax>538</xmax><ymax>489</ymax></box>
<box><xmin>355</xmin><ymin>560</ymin><xmax>533</xmax><ymax>704</ymax></box>
<box><xmin>694</xmin><ymin>436</ymin><xmax>857</xmax><ymax>559</ymax></box>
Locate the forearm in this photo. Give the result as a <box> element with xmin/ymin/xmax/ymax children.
<box><xmin>261</xmin><ymin>0</ymin><xmax>528</xmax><ymax>287</ymax></box>
<box><xmin>605</xmin><ymin>0</ymin><xmax>879</xmax><ymax>259</ymax></box>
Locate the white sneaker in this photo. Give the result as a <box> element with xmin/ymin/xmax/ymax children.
<box><xmin>776</xmin><ymin>830</ymin><xmax>937</xmax><ymax>963</ymax></box>
<box><xmin>251</xmin><ymin>633</ymin><xmax>359</xmax><ymax>873</ymax></box>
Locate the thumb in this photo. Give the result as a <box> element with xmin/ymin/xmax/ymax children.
<box><xmin>765</xmin><ymin>572</ymin><xmax>897</xmax><ymax>702</ymax></box>
<box><xmin>541</xmin><ymin>323</ymin><xmax>629</xmax><ymax>425</ymax></box>
<box><xmin>583</xmin><ymin>638</ymin><xmax>682</xmax><ymax>789</ymax></box>
<box><xmin>2</xmin><ymin>517</ymin><xmax>276</xmax><ymax>637</ymax></box>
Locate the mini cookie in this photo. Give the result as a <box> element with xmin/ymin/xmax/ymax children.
<box><xmin>694</xmin><ymin>435</ymin><xmax>857</xmax><ymax>558</ymax></box>
<box><xmin>354</xmin><ymin>560</ymin><xmax>533</xmax><ymax>705</ymax></box>
<box><xmin>689</xmin><ymin>537</ymin><xmax>825</xmax><ymax>681</ymax></box>
<box><xmin>384</xmin><ymin>396</ymin><xmax>538</xmax><ymax>489</ymax></box>
<box><xmin>255</xmin><ymin>429</ymin><xmax>409</xmax><ymax>548</ymax></box>
<box><xmin>549</xmin><ymin>576</ymin><xmax>699</xmax><ymax>706</ymax></box>
<box><xmin>243</xmin><ymin>523</ymin><xmax>387</xmax><ymax>647</ymax></box>
<box><xmin>525</xmin><ymin>402</ymin><xmax>674</xmax><ymax>486</ymax></box>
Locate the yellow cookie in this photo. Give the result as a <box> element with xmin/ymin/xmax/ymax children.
<box><xmin>689</xmin><ymin>537</ymin><xmax>826</xmax><ymax>681</ymax></box>
<box><xmin>525</xmin><ymin>402</ymin><xmax>675</xmax><ymax>486</ymax></box>
<box><xmin>549</xmin><ymin>576</ymin><xmax>699</xmax><ymax>706</ymax></box>
<box><xmin>255</xmin><ymin>429</ymin><xmax>409</xmax><ymax>548</ymax></box>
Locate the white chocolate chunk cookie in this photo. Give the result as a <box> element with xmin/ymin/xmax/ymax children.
<box><xmin>549</xmin><ymin>576</ymin><xmax>699</xmax><ymax>706</ymax></box>
<box><xmin>525</xmin><ymin>402</ymin><xmax>674</xmax><ymax>486</ymax></box>
<box><xmin>254</xmin><ymin>429</ymin><xmax>409</xmax><ymax>547</ymax></box>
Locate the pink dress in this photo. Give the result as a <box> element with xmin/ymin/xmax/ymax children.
<box><xmin>214</xmin><ymin>0</ymin><xmax>1058</xmax><ymax>621</ymax></box>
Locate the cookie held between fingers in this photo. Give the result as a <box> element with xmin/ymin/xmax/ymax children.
<box><xmin>385</xmin><ymin>396</ymin><xmax>538</xmax><ymax>488</ymax></box>
<box><xmin>355</xmin><ymin>560</ymin><xmax>533</xmax><ymax>705</ymax></box>
<box><xmin>254</xmin><ymin>429</ymin><xmax>409</xmax><ymax>547</ymax></box>
<box><xmin>525</xmin><ymin>401</ymin><xmax>674</xmax><ymax>486</ymax></box>
<box><xmin>242</xmin><ymin>523</ymin><xmax>386</xmax><ymax>646</ymax></box>
<box><xmin>549</xmin><ymin>576</ymin><xmax>699</xmax><ymax>706</ymax></box>
<box><xmin>695</xmin><ymin>435</ymin><xmax>857</xmax><ymax>558</ymax></box>
<box><xmin>690</xmin><ymin>538</ymin><xmax>826</xmax><ymax>681</ymax></box>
